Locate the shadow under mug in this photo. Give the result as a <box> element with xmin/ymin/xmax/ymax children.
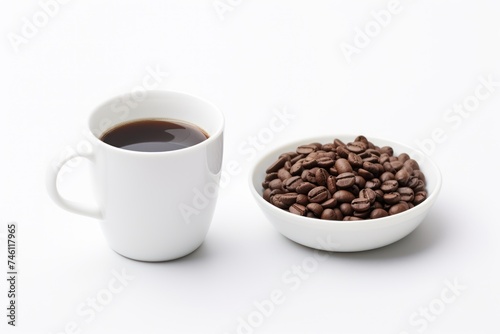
<box><xmin>47</xmin><ymin>90</ymin><xmax>224</xmax><ymax>262</ymax></box>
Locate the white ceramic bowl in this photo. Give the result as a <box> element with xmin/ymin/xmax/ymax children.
<box><xmin>249</xmin><ymin>135</ymin><xmax>442</xmax><ymax>252</ymax></box>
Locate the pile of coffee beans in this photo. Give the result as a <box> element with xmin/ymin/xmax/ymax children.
<box><xmin>262</xmin><ymin>136</ymin><xmax>428</xmax><ymax>221</ymax></box>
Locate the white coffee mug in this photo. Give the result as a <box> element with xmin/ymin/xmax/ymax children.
<box><xmin>47</xmin><ymin>90</ymin><xmax>224</xmax><ymax>261</ymax></box>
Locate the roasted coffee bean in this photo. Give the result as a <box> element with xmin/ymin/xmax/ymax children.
<box><xmin>290</xmin><ymin>154</ymin><xmax>306</xmax><ymax>164</ymax></box>
<box><xmin>278</xmin><ymin>168</ymin><xmax>292</xmax><ymax>181</ymax></box>
<box><xmin>269</xmin><ymin>189</ymin><xmax>285</xmax><ymax>197</ymax></box>
<box><xmin>348</xmin><ymin>152</ymin><xmax>363</xmax><ymax>168</ymax></box>
<box><xmin>289</xmin><ymin>203</ymin><xmax>307</xmax><ymax>216</ymax></box>
<box><xmin>301</xmin><ymin>169</ymin><xmax>317</xmax><ymax>183</ymax></box>
<box><xmin>310</xmin><ymin>142</ymin><xmax>323</xmax><ymax>150</ymax></box>
<box><xmin>359</xmin><ymin>188</ymin><xmax>377</xmax><ymax>204</ymax></box>
<box><xmin>321</xmin><ymin>208</ymin><xmax>335</xmax><ymax>220</ymax></box>
<box><xmin>307</xmin><ymin>203</ymin><xmax>324</xmax><ymax>217</ymax></box>
<box><xmin>315</xmin><ymin>168</ymin><xmax>330</xmax><ymax>186</ymax></box>
<box><xmin>395</xmin><ymin>169</ymin><xmax>410</xmax><ymax>186</ymax></box>
<box><xmin>381</xmin><ymin>180</ymin><xmax>399</xmax><ymax>193</ymax></box>
<box><xmin>397</xmin><ymin>187</ymin><xmax>414</xmax><ymax>202</ymax></box>
<box><xmin>383</xmin><ymin>192</ymin><xmax>401</xmax><ymax>205</ymax></box>
<box><xmin>263</xmin><ymin>188</ymin><xmax>272</xmax><ymax>202</ymax></box>
<box><xmin>402</xmin><ymin>164</ymin><xmax>413</xmax><ymax>175</ymax></box>
<box><xmin>413</xmin><ymin>180</ymin><xmax>426</xmax><ymax>192</ymax></box>
<box><xmin>380</xmin><ymin>146</ymin><xmax>394</xmax><ymax>157</ymax></box>
<box><xmin>297</xmin><ymin>144</ymin><xmax>317</xmax><ymax>155</ymax></box>
<box><xmin>339</xmin><ymin>202</ymin><xmax>353</xmax><ymax>216</ymax></box>
<box><xmin>407</xmin><ymin>176</ymin><xmax>420</xmax><ymax>189</ymax></box>
<box><xmin>362</xmin><ymin>154</ymin><xmax>379</xmax><ymax>163</ymax></box>
<box><xmin>383</xmin><ymin>161</ymin><xmax>396</xmax><ymax>173</ymax></box>
<box><xmin>390</xmin><ymin>160</ymin><xmax>404</xmax><ymax>171</ymax></box>
<box><xmin>278</xmin><ymin>152</ymin><xmax>297</xmax><ymax>160</ymax></box>
<box><xmin>354</xmin><ymin>135</ymin><xmax>369</xmax><ymax>145</ymax></box>
<box><xmin>379</xmin><ymin>153</ymin><xmax>390</xmax><ymax>164</ymax></box>
<box><xmin>317</xmin><ymin>157</ymin><xmax>335</xmax><ymax>168</ymax></box>
<box><xmin>365</xmin><ymin>148</ymin><xmax>381</xmax><ymax>157</ymax></box>
<box><xmin>311</xmin><ymin>151</ymin><xmax>327</xmax><ymax>159</ymax></box>
<box><xmin>389</xmin><ymin>201</ymin><xmax>409</xmax><ymax>215</ymax></box>
<box><xmin>333</xmin><ymin>190</ymin><xmax>356</xmax><ymax>203</ymax></box>
<box><xmin>321</xmin><ymin>198</ymin><xmax>338</xmax><ymax>209</ymax></box>
<box><xmin>376</xmin><ymin>163</ymin><xmax>385</xmax><ymax>176</ymax></box>
<box><xmin>346</xmin><ymin>141</ymin><xmax>367</xmax><ymax>153</ymax></box>
<box><xmin>413</xmin><ymin>191</ymin><xmax>427</xmax><ymax>205</ymax></box>
<box><xmin>379</xmin><ymin>171</ymin><xmax>395</xmax><ymax>183</ymax></box>
<box><xmin>351</xmin><ymin>197</ymin><xmax>371</xmax><ymax>212</ymax></box>
<box><xmin>274</xmin><ymin>193</ymin><xmax>298</xmax><ymax>206</ymax></box>
<box><xmin>359</xmin><ymin>150</ymin><xmax>372</xmax><ymax>159</ymax></box>
<box><xmin>296</xmin><ymin>182</ymin><xmax>316</xmax><ymax>194</ymax></box>
<box><xmin>374</xmin><ymin>189</ymin><xmax>385</xmax><ymax>202</ymax></box>
<box><xmin>290</xmin><ymin>161</ymin><xmax>304</xmax><ymax>176</ymax></box>
<box><xmin>355</xmin><ymin>175</ymin><xmax>366</xmax><ymax>189</ymax></box>
<box><xmin>265</xmin><ymin>172</ymin><xmax>279</xmax><ymax>182</ymax></box>
<box><xmin>336</xmin><ymin>172</ymin><xmax>356</xmax><ymax>188</ymax></box>
<box><xmin>308</xmin><ymin>186</ymin><xmax>330</xmax><ymax>203</ymax></box>
<box><xmin>285</xmin><ymin>176</ymin><xmax>303</xmax><ymax>191</ymax></box>
<box><xmin>269</xmin><ymin>178</ymin><xmax>284</xmax><ymax>190</ymax></box>
<box><xmin>318</xmin><ymin>153</ymin><xmax>332</xmax><ymax>161</ymax></box>
<box><xmin>365</xmin><ymin>178</ymin><xmax>381</xmax><ymax>189</ymax></box>
<box><xmin>315</xmin><ymin>151</ymin><xmax>327</xmax><ymax>158</ymax></box>
<box><xmin>398</xmin><ymin>153</ymin><xmax>410</xmax><ymax>162</ymax></box>
<box><xmin>271</xmin><ymin>195</ymin><xmax>290</xmax><ymax>209</ymax></box>
<box><xmin>357</xmin><ymin>168</ymin><xmax>374</xmax><ymax>180</ymax></box>
<box><xmin>266</xmin><ymin>155</ymin><xmax>288</xmax><ymax>173</ymax></box>
<box><xmin>322</xmin><ymin>143</ymin><xmax>335</xmax><ymax>151</ymax></box>
<box><xmin>404</xmin><ymin>159</ymin><xmax>420</xmax><ymax>171</ymax></box>
<box><xmin>343</xmin><ymin>216</ymin><xmax>363</xmax><ymax>221</ymax></box>
<box><xmin>362</xmin><ymin>161</ymin><xmax>379</xmax><ymax>175</ymax></box>
<box><xmin>413</xmin><ymin>170</ymin><xmax>426</xmax><ymax>183</ymax></box>
<box><xmin>321</xmin><ymin>208</ymin><xmax>343</xmax><ymax>220</ymax></box>
<box><xmin>334</xmin><ymin>158</ymin><xmax>353</xmax><ymax>174</ymax></box>
<box><xmin>325</xmin><ymin>175</ymin><xmax>337</xmax><ymax>194</ymax></box>
<box><xmin>348</xmin><ymin>185</ymin><xmax>360</xmax><ymax>196</ymax></box>
<box><xmin>333</xmin><ymin>138</ymin><xmax>346</xmax><ymax>147</ymax></box>
<box><xmin>262</xmin><ymin>136</ymin><xmax>428</xmax><ymax>220</ymax></box>
<box><xmin>370</xmin><ymin>208</ymin><xmax>389</xmax><ymax>219</ymax></box>
<box><xmin>324</xmin><ymin>151</ymin><xmax>336</xmax><ymax>159</ymax></box>
<box><xmin>301</xmin><ymin>157</ymin><xmax>317</xmax><ymax>169</ymax></box>
<box><xmin>336</xmin><ymin>145</ymin><xmax>350</xmax><ymax>158</ymax></box>
<box><xmin>296</xmin><ymin>194</ymin><xmax>308</xmax><ymax>205</ymax></box>
<box><xmin>307</xmin><ymin>151</ymin><xmax>320</xmax><ymax>159</ymax></box>
<box><xmin>353</xmin><ymin>210</ymin><xmax>370</xmax><ymax>219</ymax></box>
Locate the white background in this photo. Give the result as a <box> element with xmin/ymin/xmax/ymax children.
<box><xmin>1</xmin><ymin>1</ymin><xmax>500</xmax><ymax>333</ymax></box>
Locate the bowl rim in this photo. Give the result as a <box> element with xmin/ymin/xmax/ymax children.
<box><xmin>248</xmin><ymin>134</ymin><xmax>442</xmax><ymax>227</ymax></box>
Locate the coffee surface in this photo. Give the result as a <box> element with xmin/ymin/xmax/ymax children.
<box><xmin>100</xmin><ymin>119</ymin><xmax>208</xmax><ymax>152</ymax></box>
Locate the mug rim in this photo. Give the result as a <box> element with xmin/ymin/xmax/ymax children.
<box><xmin>86</xmin><ymin>89</ymin><xmax>225</xmax><ymax>155</ymax></box>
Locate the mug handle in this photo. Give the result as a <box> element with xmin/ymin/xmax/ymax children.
<box><xmin>46</xmin><ymin>149</ymin><xmax>103</xmax><ymax>220</ymax></box>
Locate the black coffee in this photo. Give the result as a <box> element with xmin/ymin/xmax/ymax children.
<box><xmin>100</xmin><ymin>119</ymin><xmax>208</xmax><ymax>152</ymax></box>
